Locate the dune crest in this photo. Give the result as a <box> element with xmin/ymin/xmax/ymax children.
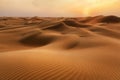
<box><xmin>81</xmin><ymin>15</ymin><xmax>120</xmax><ymax>24</ymax></box>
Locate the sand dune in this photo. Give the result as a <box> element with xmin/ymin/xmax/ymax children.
<box><xmin>42</xmin><ymin>22</ymin><xmax>70</xmax><ymax>32</ymax></box>
<box><xmin>100</xmin><ymin>16</ymin><xmax>120</xmax><ymax>23</ymax></box>
<box><xmin>0</xmin><ymin>16</ymin><xmax>120</xmax><ymax>80</ymax></box>
<box><xmin>62</xmin><ymin>19</ymin><xmax>91</xmax><ymax>28</ymax></box>
<box><xmin>87</xmin><ymin>26</ymin><xmax>120</xmax><ymax>39</ymax></box>
<box><xmin>81</xmin><ymin>15</ymin><xmax>120</xmax><ymax>24</ymax></box>
<box><xmin>20</xmin><ymin>32</ymin><xmax>60</xmax><ymax>47</ymax></box>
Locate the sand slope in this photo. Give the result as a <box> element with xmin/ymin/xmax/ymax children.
<box><xmin>0</xmin><ymin>16</ymin><xmax>120</xmax><ymax>80</ymax></box>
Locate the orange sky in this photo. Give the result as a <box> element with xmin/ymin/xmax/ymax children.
<box><xmin>0</xmin><ymin>0</ymin><xmax>120</xmax><ymax>17</ymax></box>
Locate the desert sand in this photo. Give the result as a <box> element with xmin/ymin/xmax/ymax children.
<box><xmin>0</xmin><ymin>16</ymin><xmax>120</xmax><ymax>80</ymax></box>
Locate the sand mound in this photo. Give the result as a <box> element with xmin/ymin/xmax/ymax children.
<box><xmin>81</xmin><ymin>16</ymin><xmax>104</xmax><ymax>23</ymax></box>
<box><xmin>42</xmin><ymin>22</ymin><xmax>70</xmax><ymax>32</ymax></box>
<box><xmin>88</xmin><ymin>27</ymin><xmax>120</xmax><ymax>39</ymax></box>
<box><xmin>0</xmin><ymin>24</ymin><xmax>6</xmax><ymax>28</ymax></box>
<box><xmin>84</xmin><ymin>15</ymin><xmax>120</xmax><ymax>24</ymax></box>
<box><xmin>42</xmin><ymin>34</ymin><xmax>109</xmax><ymax>50</ymax></box>
<box><xmin>100</xmin><ymin>16</ymin><xmax>120</xmax><ymax>23</ymax></box>
<box><xmin>25</xmin><ymin>17</ymin><xmax>43</xmax><ymax>25</ymax></box>
<box><xmin>62</xmin><ymin>19</ymin><xmax>91</xmax><ymax>28</ymax></box>
<box><xmin>20</xmin><ymin>32</ymin><xmax>58</xmax><ymax>47</ymax></box>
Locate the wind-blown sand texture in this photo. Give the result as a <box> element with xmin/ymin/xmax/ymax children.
<box><xmin>0</xmin><ymin>16</ymin><xmax>120</xmax><ymax>80</ymax></box>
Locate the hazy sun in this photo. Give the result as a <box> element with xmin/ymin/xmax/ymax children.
<box><xmin>82</xmin><ymin>0</ymin><xmax>119</xmax><ymax>16</ymax></box>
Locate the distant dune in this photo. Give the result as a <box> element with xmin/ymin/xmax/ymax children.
<box><xmin>80</xmin><ymin>15</ymin><xmax>120</xmax><ymax>24</ymax></box>
<box><xmin>62</xmin><ymin>19</ymin><xmax>91</xmax><ymax>28</ymax></box>
<box><xmin>0</xmin><ymin>16</ymin><xmax>120</xmax><ymax>80</ymax></box>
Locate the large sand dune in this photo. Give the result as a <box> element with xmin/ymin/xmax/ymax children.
<box><xmin>80</xmin><ymin>15</ymin><xmax>120</xmax><ymax>24</ymax></box>
<box><xmin>0</xmin><ymin>16</ymin><xmax>120</xmax><ymax>80</ymax></box>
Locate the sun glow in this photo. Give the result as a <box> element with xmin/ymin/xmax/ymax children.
<box><xmin>0</xmin><ymin>0</ymin><xmax>120</xmax><ymax>17</ymax></box>
<box><xmin>81</xmin><ymin>0</ymin><xmax>119</xmax><ymax>16</ymax></box>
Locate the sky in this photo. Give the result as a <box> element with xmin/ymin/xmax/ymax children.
<box><xmin>0</xmin><ymin>0</ymin><xmax>120</xmax><ymax>17</ymax></box>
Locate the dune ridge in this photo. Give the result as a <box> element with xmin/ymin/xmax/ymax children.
<box><xmin>81</xmin><ymin>15</ymin><xmax>120</xmax><ymax>24</ymax></box>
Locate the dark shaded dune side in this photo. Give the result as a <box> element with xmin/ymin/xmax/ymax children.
<box><xmin>100</xmin><ymin>16</ymin><xmax>120</xmax><ymax>23</ymax></box>
<box><xmin>0</xmin><ymin>27</ymin><xmax>44</xmax><ymax>52</ymax></box>
<box><xmin>20</xmin><ymin>33</ymin><xmax>59</xmax><ymax>47</ymax></box>
<box><xmin>0</xmin><ymin>24</ymin><xmax>6</xmax><ymax>28</ymax></box>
